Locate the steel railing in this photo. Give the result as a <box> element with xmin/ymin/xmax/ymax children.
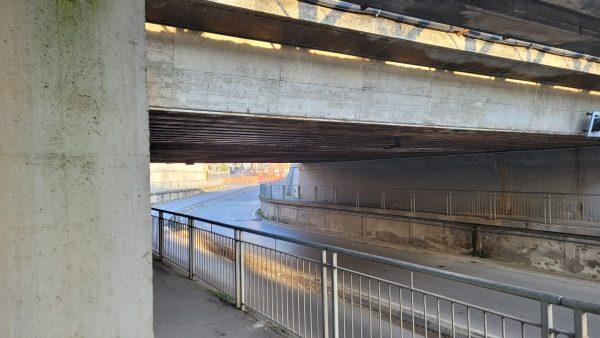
<box><xmin>150</xmin><ymin>179</ymin><xmax>225</xmax><ymax>194</ymax></box>
<box><xmin>150</xmin><ymin>179</ymin><xmax>230</xmax><ymax>204</ymax></box>
<box><xmin>152</xmin><ymin>207</ymin><xmax>598</xmax><ymax>338</ymax></box>
<box><xmin>150</xmin><ymin>188</ymin><xmax>205</xmax><ymax>204</ymax></box>
<box><xmin>259</xmin><ymin>184</ymin><xmax>600</xmax><ymax>226</ymax></box>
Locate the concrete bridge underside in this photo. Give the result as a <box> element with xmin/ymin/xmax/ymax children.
<box><xmin>146</xmin><ymin>15</ymin><xmax>600</xmax><ymax>163</ymax></box>
<box><xmin>146</xmin><ymin>0</ymin><xmax>600</xmax><ymax>90</ymax></box>
<box><xmin>150</xmin><ymin>109</ymin><xmax>600</xmax><ymax>163</ymax></box>
<box><xmin>342</xmin><ymin>0</ymin><xmax>600</xmax><ymax>56</ymax></box>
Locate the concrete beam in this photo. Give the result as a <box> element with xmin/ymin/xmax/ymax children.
<box><xmin>342</xmin><ymin>0</ymin><xmax>600</xmax><ymax>56</ymax></box>
<box><xmin>0</xmin><ymin>1</ymin><xmax>152</xmax><ymax>336</ymax></box>
<box><xmin>146</xmin><ymin>0</ymin><xmax>600</xmax><ymax>90</ymax></box>
<box><xmin>149</xmin><ymin>109</ymin><xmax>600</xmax><ymax>162</ymax></box>
<box><xmin>147</xmin><ymin>23</ymin><xmax>600</xmax><ymax>144</ymax></box>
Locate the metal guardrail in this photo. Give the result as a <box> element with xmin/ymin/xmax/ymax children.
<box><xmin>150</xmin><ymin>188</ymin><xmax>204</xmax><ymax>204</ymax></box>
<box><xmin>150</xmin><ymin>179</ymin><xmax>224</xmax><ymax>194</ymax></box>
<box><xmin>259</xmin><ymin>184</ymin><xmax>600</xmax><ymax>226</ymax></box>
<box><xmin>152</xmin><ymin>207</ymin><xmax>598</xmax><ymax>338</ymax></box>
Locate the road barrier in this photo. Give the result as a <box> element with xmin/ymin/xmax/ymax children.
<box><xmin>152</xmin><ymin>207</ymin><xmax>598</xmax><ymax>337</ymax></box>
<box><xmin>260</xmin><ymin>184</ymin><xmax>600</xmax><ymax>226</ymax></box>
<box><xmin>151</xmin><ymin>179</ymin><xmax>224</xmax><ymax>194</ymax></box>
<box><xmin>150</xmin><ymin>173</ymin><xmax>288</xmax><ymax>204</ymax></box>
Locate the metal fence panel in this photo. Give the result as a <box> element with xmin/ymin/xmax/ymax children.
<box><xmin>192</xmin><ymin>227</ymin><xmax>236</xmax><ymax>296</ymax></box>
<box><xmin>413</xmin><ymin>189</ymin><xmax>447</xmax><ymax>215</ymax></box>
<box><xmin>358</xmin><ymin>187</ymin><xmax>381</xmax><ymax>208</ymax></box>
<box><xmin>152</xmin><ymin>208</ymin><xmax>600</xmax><ymax>338</ymax></box>
<box><xmin>385</xmin><ymin>188</ymin><xmax>412</xmax><ymax>211</ymax></box>
<box><xmin>316</xmin><ymin>186</ymin><xmax>336</xmax><ymax>204</ymax></box>
<box><xmin>244</xmin><ymin>243</ymin><xmax>325</xmax><ymax>338</ymax></box>
<box><xmin>259</xmin><ymin>184</ymin><xmax>600</xmax><ymax>226</ymax></box>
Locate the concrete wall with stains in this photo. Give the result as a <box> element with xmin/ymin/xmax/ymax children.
<box><xmin>290</xmin><ymin>136</ymin><xmax>600</xmax><ymax>279</ymax></box>
<box><xmin>146</xmin><ymin>23</ymin><xmax>600</xmax><ymax>135</ymax></box>
<box><xmin>298</xmin><ymin>146</ymin><xmax>600</xmax><ymax>195</ymax></box>
<box><xmin>261</xmin><ymin>200</ymin><xmax>600</xmax><ymax>279</ymax></box>
<box><xmin>0</xmin><ymin>1</ymin><xmax>152</xmax><ymax>337</ymax></box>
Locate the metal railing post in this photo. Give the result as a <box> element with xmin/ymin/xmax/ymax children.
<box><xmin>356</xmin><ymin>187</ymin><xmax>360</xmax><ymax>207</ymax></box>
<box><xmin>188</xmin><ymin>217</ymin><xmax>194</xmax><ymax>279</ymax></box>
<box><xmin>333</xmin><ymin>186</ymin><xmax>337</xmax><ymax>205</ymax></box>
<box><xmin>298</xmin><ymin>185</ymin><xmax>301</xmax><ymax>200</ymax></box>
<box><xmin>548</xmin><ymin>194</ymin><xmax>552</xmax><ymax>224</ymax></box>
<box><xmin>410</xmin><ymin>271</ymin><xmax>416</xmax><ymax>335</ymax></box>
<box><xmin>381</xmin><ymin>188</ymin><xmax>386</xmax><ymax>210</ymax></box>
<box><xmin>577</xmin><ymin>194</ymin><xmax>584</xmax><ymax>221</ymax></box>
<box><xmin>489</xmin><ymin>192</ymin><xmax>494</xmax><ymax>219</ymax></box>
<box><xmin>544</xmin><ymin>194</ymin><xmax>548</xmax><ymax>224</ymax></box>
<box><xmin>574</xmin><ymin>310</ymin><xmax>589</xmax><ymax>338</ymax></box>
<box><xmin>332</xmin><ymin>252</ymin><xmax>339</xmax><ymax>338</ymax></box>
<box><xmin>411</xmin><ymin>188</ymin><xmax>416</xmax><ymax>212</ymax></box>
<box><xmin>235</xmin><ymin>229</ymin><xmax>243</xmax><ymax>309</ymax></box>
<box><xmin>541</xmin><ymin>301</ymin><xmax>555</xmax><ymax>338</ymax></box>
<box><xmin>314</xmin><ymin>186</ymin><xmax>317</xmax><ymax>203</ymax></box>
<box><xmin>321</xmin><ymin>249</ymin><xmax>329</xmax><ymax>338</ymax></box>
<box><xmin>446</xmin><ymin>190</ymin><xmax>450</xmax><ymax>215</ymax></box>
<box><xmin>158</xmin><ymin>211</ymin><xmax>164</xmax><ymax>260</ymax></box>
<box><xmin>493</xmin><ymin>192</ymin><xmax>497</xmax><ymax>219</ymax></box>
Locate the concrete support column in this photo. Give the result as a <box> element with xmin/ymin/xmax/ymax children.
<box><xmin>0</xmin><ymin>1</ymin><xmax>151</xmax><ymax>337</ymax></box>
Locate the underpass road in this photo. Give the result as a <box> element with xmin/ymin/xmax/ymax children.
<box><xmin>155</xmin><ymin>185</ymin><xmax>600</xmax><ymax>335</ymax></box>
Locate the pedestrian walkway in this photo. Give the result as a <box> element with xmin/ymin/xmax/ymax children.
<box><xmin>153</xmin><ymin>261</ymin><xmax>282</xmax><ymax>338</ymax></box>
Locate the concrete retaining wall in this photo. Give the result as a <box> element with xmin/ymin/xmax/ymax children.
<box><xmin>298</xmin><ymin>147</ymin><xmax>600</xmax><ymax>195</ymax></box>
<box><xmin>261</xmin><ymin>200</ymin><xmax>600</xmax><ymax>279</ymax></box>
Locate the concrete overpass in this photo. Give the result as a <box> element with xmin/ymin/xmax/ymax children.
<box><xmin>144</xmin><ymin>1</ymin><xmax>600</xmax><ymax>283</ymax></box>
<box><xmin>4</xmin><ymin>0</ymin><xmax>600</xmax><ymax>336</ymax></box>
<box><xmin>335</xmin><ymin>0</ymin><xmax>600</xmax><ymax>57</ymax></box>
<box><xmin>145</xmin><ymin>0</ymin><xmax>600</xmax><ymax>281</ymax></box>
<box><xmin>146</xmin><ymin>0</ymin><xmax>600</xmax><ymax>89</ymax></box>
<box><xmin>146</xmin><ymin>12</ymin><xmax>600</xmax><ymax>162</ymax></box>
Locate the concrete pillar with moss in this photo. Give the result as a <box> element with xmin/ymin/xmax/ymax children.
<box><xmin>0</xmin><ymin>1</ymin><xmax>152</xmax><ymax>336</ymax></box>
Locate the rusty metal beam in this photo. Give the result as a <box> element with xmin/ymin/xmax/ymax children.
<box><xmin>149</xmin><ymin>109</ymin><xmax>600</xmax><ymax>163</ymax></box>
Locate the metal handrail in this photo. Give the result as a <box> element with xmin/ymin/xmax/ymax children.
<box><xmin>153</xmin><ymin>207</ymin><xmax>328</xmax><ymax>250</ymax></box>
<box><xmin>152</xmin><ymin>207</ymin><xmax>600</xmax><ymax>316</ymax></box>
<box><xmin>269</xmin><ymin>185</ymin><xmax>600</xmax><ymax>198</ymax></box>
<box><xmin>150</xmin><ymin>187</ymin><xmax>204</xmax><ymax>196</ymax></box>
<box><xmin>260</xmin><ymin>184</ymin><xmax>600</xmax><ymax>225</ymax></box>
